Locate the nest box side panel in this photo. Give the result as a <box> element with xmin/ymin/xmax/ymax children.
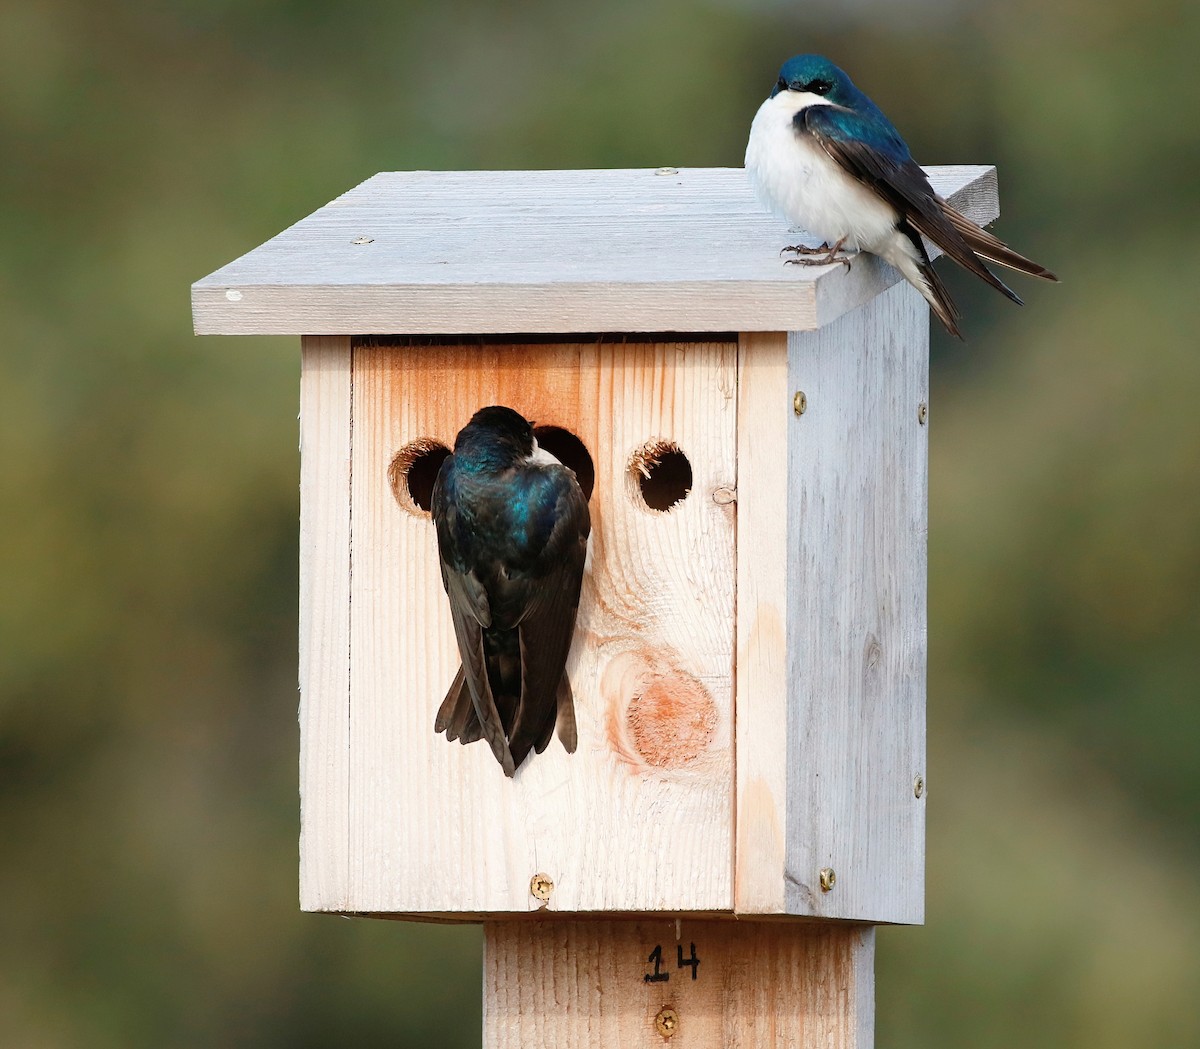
<box><xmin>784</xmin><ymin>281</ymin><xmax>928</xmax><ymax>924</ymax></box>
<box><xmin>348</xmin><ymin>338</ymin><xmax>737</xmax><ymax>914</ymax></box>
<box><xmin>298</xmin><ymin>336</ymin><xmax>353</xmax><ymax>911</ymax></box>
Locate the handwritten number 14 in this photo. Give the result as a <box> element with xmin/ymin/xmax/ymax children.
<box><xmin>643</xmin><ymin>943</ymin><xmax>700</xmax><ymax>983</ymax></box>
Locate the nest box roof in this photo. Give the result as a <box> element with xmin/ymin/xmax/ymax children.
<box><xmin>191</xmin><ymin>166</ymin><xmax>999</xmax><ymax>336</ymax></box>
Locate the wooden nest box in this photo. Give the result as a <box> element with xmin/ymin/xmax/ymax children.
<box><xmin>193</xmin><ymin>166</ymin><xmax>1000</xmax><ymax>1048</ymax></box>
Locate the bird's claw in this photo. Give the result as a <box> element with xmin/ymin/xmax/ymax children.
<box><xmin>781</xmin><ymin>238</ymin><xmax>855</xmax><ymax>271</ymax></box>
<box><xmin>780</xmin><ymin>242</ymin><xmax>833</xmax><ymax>256</ymax></box>
<box><xmin>784</xmin><ymin>252</ymin><xmax>855</xmax><ymax>271</ymax></box>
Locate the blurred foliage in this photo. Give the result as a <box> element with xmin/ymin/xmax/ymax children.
<box><xmin>1</xmin><ymin>0</ymin><xmax>1197</xmax><ymax>1045</ymax></box>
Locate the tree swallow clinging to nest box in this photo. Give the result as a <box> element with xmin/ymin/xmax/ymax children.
<box><xmin>431</xmin><ymin>406</ymin><xmax>590</xmax><ymax>777</ymax></box>
<box><xmin>745</xmin><ymin>54</ymin><xmax>1058</xmax><ymax>337</ymax></box>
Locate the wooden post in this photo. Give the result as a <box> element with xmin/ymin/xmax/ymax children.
<box><xmin>194</xmin><ymin>165</ymin><xmax>998</xmax><ymax>1048</ymax></box>
<box><xmin>485</xmin><ymin>921</ymin><xmax>874</xmax><ymax>1049</ymax></box>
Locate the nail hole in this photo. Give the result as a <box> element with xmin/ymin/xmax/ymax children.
<box><xmin>533</xmin><ymin>425</ymin><xmax>595</xmax><ymax>501</ymax></box>
<box><xmin>629</xmin><ymin>440</ymin><xmax>692</xmax><ymax>512</ymax></box>
<box><xmin>388</xmin><ymin>438</ymin><xmax>451</xmax><ymax>515</ymax></box>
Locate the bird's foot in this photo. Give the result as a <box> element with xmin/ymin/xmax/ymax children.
<box><xmin>780</xmin><ymin>242</ymin><xmax>834</xmax><ymax>256</ymax></box>
<box><xmin>781</xmin><ymin>237</ymin><xmax>855</xmax><ymax>271</ymax></box>
<box><xmin>784</xmin><ymin>252</ymin><xmax>856</xmax><ymax>271</ymax></box>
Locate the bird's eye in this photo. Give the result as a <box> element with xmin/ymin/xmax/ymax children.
<box><xmin>809</xmin><ymin>80</ymin><xmax>832</xmax><ymax>95</ymax></box>
<box><xmin>776</xmin><ymin>76</ymin><xmax>788</xmax><ymax>92</ymax></box>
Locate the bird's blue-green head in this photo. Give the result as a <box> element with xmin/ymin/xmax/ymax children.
<box><xmin>770</xmin><ymin>54</ymin><xmax>856</xmax><ymax>104</ymax></box>
<box><xmin>454</xmin><ymin>405</ymin><xmax>535</xmax><ymax>472</ymax></box>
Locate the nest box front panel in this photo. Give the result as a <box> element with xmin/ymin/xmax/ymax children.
<box><xmin>345</xmin><ymin>338</ymin><xmax>737</xmax><ymax>915</ymax></box>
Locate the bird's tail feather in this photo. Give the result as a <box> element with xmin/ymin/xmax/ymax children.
<box><xmin>940</xmin><ymin>201</ymin><xmax>1059</xmax><ymax>282</ymax></box>
<box><xmin>918</xmin><ymin>260</ymin><xmax>965</xmax><ymax>340</ymax></box>
<box><xmin>507</xmin><ymin>731</ymin><xmax>535</xmax><ymax>774</ymax></box>
<box><xmin>908</xmin><ymin>211</ymin><xmax>1024</xmax><ymax>307</ymax></box>
<box><xmin>885</xmin><ymin>228</ymin><xmax>964</xmax><ymax>340</ymax></box>
<box><xmin>435</xmin><ymin>656</ymin><xmax>575</xmax><ymax>774</ymax></box>
<box><xmin>434</xmin><ymin>665</ymin><xmax>473</xmax><ymax>740</ymax></box>
<box><xmin>555</xmin><ymin>675</ymin><xmax>578</xmax><ymax>754</ymax></box>
<box><xmin>434</xmin><ymin>664</ymin><xmax>516</xmax><ymax>773</ymax></box>
<box><xmin>509</xmin><ymin>674</ymin><xmax>574</xmax><ymax>770</ymax></box>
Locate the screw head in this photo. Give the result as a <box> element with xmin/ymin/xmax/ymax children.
<box><xmin>654</xmin><ymin>166</ymin><xmax>679</xmax><ymax>176</ymax></box>
<box><xmin>350</xmin><ymin>235</ymin><xmax>374</xmax><ymax>246</ymax></box>
<box><xmin>655</xmin><ymin>1006</ymin><xmax>679</xmax><ymax>1038</ymax></box>
<box><xmin>917</xmin><ymin>402</ymin><xmax>928</xmax><ymax>425</ymax></box>
<box><xmin>530</xmin><ymin>873</ymin><xmax>554</xmax><ymax>902</ymax></box>
<box><xmin>819</xmin><ymin>867</ymin><xmax>836</xmax><ymax>892</ymax></box>
<box><xmin>794</xmin><ymin>390</ymin><xmax>808</xmax><ymax>416</ymax></box>
<box><xmin>914</xmin><ymin>775</ymin><xmax>925</xmax><ymax>799</ymax></box>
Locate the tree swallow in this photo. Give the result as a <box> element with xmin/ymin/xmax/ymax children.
<box><xmin>431</xmin><ymin>406</ymin><xmax>590</xmax><ymax>776</ymax></box>
<box><xmin>745</xmin><ymin>54</ymin><xmax>1057</xmax><ymax>337</ymax></box>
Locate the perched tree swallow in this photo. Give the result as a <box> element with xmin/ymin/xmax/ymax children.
<box><xmin>745</xmin><ymin>54</ymin><xmax>1057</xmax><ymax>337</ymax></box>
<box><xmin>431</xmin><ymin>406</ymin><xmax>590</xmax><ymax>776</ymax></box>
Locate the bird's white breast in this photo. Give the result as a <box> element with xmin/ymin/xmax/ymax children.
<box><xmin>527</xmin><ymin>438</ymin><xmax>562</xmax><ymax>469</ymax></box>
<box><xmin>744</xmin><ymin>91</ymin><xmax>898</xmax><ymax>251</ymax></box>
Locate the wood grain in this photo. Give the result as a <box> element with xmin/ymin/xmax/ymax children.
<box><xmin>783</xmin><ymin>282</ymin><xmax>928</xmax><ymax>924</ymax></box>
<box><xmin>299</xmin><ymin>314</ymin><xmax>928</xmax><ymax>921</ymax></box>
<box><xmin>346</xmin><ymin>338</ymin><xmax>738</xmax><ymax>914</ymax></box>
<box><xmin>734</xmin><ymin>332</ymin><xmax>790</xmax><ymax>915</ymax></box>
<box><xmin>298</xmin><ymin>336</ymin><xmax>352</xmax><ymax>911</ymax></box>
<box><xmin>484</xmin><ymin>919</ymin><xmax>874</xmax><ymax>1048</ymax></box>
<box><xmin>192</xmin><ymin>166</ymin><xmax>999</xmax><ymax>336</ymax></box>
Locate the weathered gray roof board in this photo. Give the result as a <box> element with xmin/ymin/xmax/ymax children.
<box><xmin>192</xmin><ymin>166</ymin><xmax>1000</xmax><ymax>336</ymax></box>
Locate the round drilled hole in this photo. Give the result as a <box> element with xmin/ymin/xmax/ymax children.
<box><xmin>629</xmin><ymin>440</ymin><xmax>692</xmax><ymax>512</ymax></box>
<box><xmin>533</xmin><ymin>425</ymin><xmax>595</xmax><ymax>500</ymax></box>
<box><xmin>388</xmin><ymin>438</ymin><xmax>451</xmax><ymax>515</ymax></box>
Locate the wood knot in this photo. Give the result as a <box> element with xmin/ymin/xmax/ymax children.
<box><xmin>603</xmin><ymin>651</ymin><xmax>717</xmax><ymax>770</ymax></box>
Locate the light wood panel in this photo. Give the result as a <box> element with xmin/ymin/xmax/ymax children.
<box><xmin>734</xmin><ymin>332</ymin><xmax>790</xmax><ymax>915</ymax></box>
<box><xmin>783</xmin><ymin>282</ymin><xmax>928</xmax><ymax>924</ymax></box>
<box><xmin>346</xmin><ymin>338</ymin><xmax>737</xmax><ymax>914</ymax></box>
<box><xmin>301</xmin><ymin>312</ymin><xmax>929</xmax><ymax>922</ymax></box>
<box><xmin>192</xmin><ymin>166</ymin><xmax>1000</xmax><ymax>335</ymax></box>
<box><xmin>484</xmin><ymin>919</ymin><xmax>874</xmax><ymax>1048</ymax></box>
<box><xmin>298</xmin><ymin>336</ymin><xmax>352</xmax><ymax>911</ymax></box>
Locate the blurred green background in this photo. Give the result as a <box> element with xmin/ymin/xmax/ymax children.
<box><xmin>2</xmin><ymin>0</ymin><xmax>1197</xmax><ymax>1045</ymax></box>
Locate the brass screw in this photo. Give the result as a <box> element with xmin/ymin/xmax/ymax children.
<box><xmin>794</xmin><ymin>390</ymin><xmax>808</xmax><ymax>415</ymax></box>
<box><xmin>917</xmin><ymin>402</ymin><xmax>928</xmax><ymax>425</ymax></box>
<box><xmin>914</xmin><ymin>775</ymin><xmax>925</xmax><ymax>799</ymax></box>
<box><xmin>655</xmin><ymin>1006</ymin><xmax>679</xmax><ymax>1038</ymax></box>
<box><xmin>530</xmin><ymin>873</ymin><xmax>554</xmax><ymax>902</ymax></box>
<box><xmin>819</xmin><ymin>867</ymin><xmax>836</xmax><ymax>892</ymax></box>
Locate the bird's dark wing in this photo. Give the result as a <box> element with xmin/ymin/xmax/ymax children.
<box><xmin>505</xmin><ymin>470</ymin><xmax>589</xmax><ymax>771</ymax></box>
<box><xmin>939</xmin><ymin>201</ymin><xmax>1058</xmax><ymax>281</ymax></box>
<box><xmin>432</xmin><ymin>467</ymin><xmax>515</xmax><ymax>775</ymax></box>
<box><xmin>439</xmin><ymin>563</ymin><xmax>515</xmax><ymax>775</ymax></box>
<box><xmin>797</xmin><ymin>105</ymin><xmax>1026</xmax><ymax>304</ymax></box>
